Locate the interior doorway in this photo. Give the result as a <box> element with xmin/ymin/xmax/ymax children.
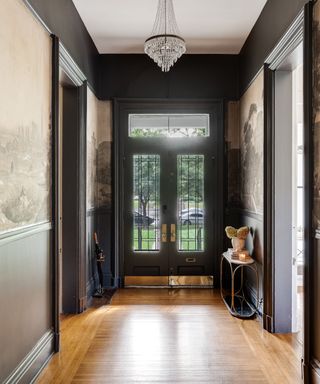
<box><xmin>263</xmin><ymin>7</ymin><xmax>314</xmax><ymax>381</ymax></box>
<box><xmin>115</xmin><ymin>100</ymin><xmax>224</xmax><ymax>287</ymax></box>
<box><xmin>272</xmin><ymin>43</ymin><xmax>304</xmax><ymax>336</ymax></box>
<box><xmin>291</xmin><ymin>63</ymin><xmax>304</xmax><ymax>340</ymax></box>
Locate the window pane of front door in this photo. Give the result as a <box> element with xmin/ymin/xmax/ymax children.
<box><xmin>133</xmin><ymin>155</ymin><xmax>160</xmax><ymax>251</ymax></box>
<box><xmin>177</xmin><ymin>155</ymin><xmax>204</xmax><ymax>251</ymax></box>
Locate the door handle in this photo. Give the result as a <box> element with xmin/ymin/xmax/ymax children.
<box><xmin>170</xmin><ymin>224</ymin><xmax>176</xmax><ymax>242</ymax></box>
<box><xmin>161</xmin><ymin>224</ymin><xmax>167</xmax><ymax>242</ymax></box>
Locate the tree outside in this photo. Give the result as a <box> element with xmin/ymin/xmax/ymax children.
<box><xmin>133</xmin><ymin>154</ymin><xmax>204</xmax><ymax>251</ymax></box>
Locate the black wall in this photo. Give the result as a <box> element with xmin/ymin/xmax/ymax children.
<box><xmin>26</xmin><ymin>0</ymin><xmax>310</xmax><ymax>100</ymax></box>
<box><xmin>27</xmin><ymin>0</ymin><xmax>99</xmax><ymax>91</ymax></box>
<box><xmin>239</xmin><ymin>0</ymin><xmax>309</xmax><ymax>94</ymax></box>
<box><xmin>99</xmin><ymin>54</ymin><xmax>239</xmax><ymax>100</ymax></box>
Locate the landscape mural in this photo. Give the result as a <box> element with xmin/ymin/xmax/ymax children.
<box><xmin>239</xmin><ymin>71</ymin><xmax>264</xmax><ymax>215</ymax></box>
<box><xmin>313</xmin><ymin>1</ymin><xmax>320</xmax><ymax>229</ymax></box>
<box><xmin>87</xmin><ymin>88</ymin><xmax>99</xmax><ymax>209</ymax></box>
<box><xmin>97</xmin><ymin>101</ymin><xmax>112</xmax><ymax>209</ymax></box>
<box><xmin>0</xmin><ymin>0</ymin><xmax>51</xmax><ymax>234</ymax></box>
<box><xmin>86</xmin><ymin>89</ymin><xmax>112</xmax><ymax>210</ymax></box>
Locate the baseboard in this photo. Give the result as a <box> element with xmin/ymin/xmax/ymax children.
<box><xmin>311</xmin><ymin>358</ymin><xmax>320</xmax><ymax>383</ymax></box>
<box><xmin>263</xmin><ymin>313</ymin><xmax>273</xmax><ymax>333</ymax></box>
<box><xmin>79</xmin><ymin>295</ymin><xmax>87</xmax><ymax>312</ymax></box>
<box><xmin>3</xmin><ymin>330</ymin><xmax>54</xmax><ymax>384</ymax></box>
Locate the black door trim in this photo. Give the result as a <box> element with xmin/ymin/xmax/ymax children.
<box><xmin>59</xmin><ymin>46</ymin><xmax>88</xmax><ymax>314</ymax></box>
<box><xmin>52</xmin><ymin>41</ymin><xmax>88</xmax><ymax>352</ymax></box>
<box><xmin>302</xmin><ymin>2</ymin><xmax>313</xmax><ymax>381</ymax></box>
<box><xmin>263</xmin><ymin>4</ymin><xmax>313</xmax><ymax>382</ymax></box>
<box><xmin>114</xmin><ymin>99</ymin><xmax>225</xmax><ymax>288</ymax></box>
<box><xmin>51</xmin><ymin>34</ymin><xmax>60</xmax><ymax>353</ymax></box>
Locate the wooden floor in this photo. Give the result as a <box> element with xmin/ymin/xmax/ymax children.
<box><xmin>36</xmin><ymin>289</ymin><xmax>302</xmax><ymax>383</ymax></box>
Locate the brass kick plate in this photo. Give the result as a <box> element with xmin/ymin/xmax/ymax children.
<box><xmin>169</xmin><ymin>275</ymin><xmax>214</xmax><ymax>286</ymax></box>
<box><xmin>124</xmin><ymin>275</ymin><xmax>214</xmax><ymax>287</ymax></box>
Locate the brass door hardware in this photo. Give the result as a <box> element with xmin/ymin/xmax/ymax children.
<box><xmin>170</xmin><ymin>224</ymin><xmax>176</xmax><ymax>242</ymax></box>
<box><xmin>161</xmin><ymin>224</ymin><xmax>167</xmax><ymax>242</ymax></box>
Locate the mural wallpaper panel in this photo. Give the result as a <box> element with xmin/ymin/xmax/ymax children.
<box><xmin>0</xmin><ymin>0</ymin><xmax>51</xmax><ymax>234</ymax></box>
<box><xmin>97</xmin><ymin>101</ymin><xmax>112</xmax><ymax>209</ymax></box>
<box><xmin>87</xmin><ymin>88</ymin><xmax>99</xmax><ymax>210</ymax></box>
<box><xmin>86</xmin><ymin>88</ymin><xmax>112</xmax><ymax>210</ymax></box>
<box><xmin>226</xmin><ymin>101</ymin><xmax>241</xmax><ymax>206</ymax></box>
<box><xmin>239</xmin><ymin>71</ymin><xmax>264</xmax><ymax>215</ymax></box>
<box><xmin>313</xmin><ymin>1</ymin><xmax>320</xmax><ymax>230</ymax></box>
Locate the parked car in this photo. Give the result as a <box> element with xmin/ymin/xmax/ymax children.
<box><xmin>179</xmin><ymin>208</ymin><xmax>203</xmax><ymax>218</ymax></box>
<box><xmin>134</xmin><ymin>211</ymin><xmax>155</xmax><ymax>226</ymax></box>
<box><xmin>179</xmin><ymin>209</ymin><xmax>204</xmax><ymax>225</ymax></box>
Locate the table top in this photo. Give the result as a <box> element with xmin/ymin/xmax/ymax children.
<box><xmin>222</xmin><ymin>251</ymin><xmax>255</xmax><ymax>265</ymax></box>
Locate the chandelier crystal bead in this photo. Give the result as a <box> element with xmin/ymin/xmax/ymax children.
<box><xmin>144</xmin><ymin>0</ymin><xmax>186</xmax><ymax>72</ymax></box>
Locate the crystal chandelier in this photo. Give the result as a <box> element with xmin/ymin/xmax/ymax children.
<box><xmin>144</xmin><ymin>0</ymin><xmax>186</xmax><ymax>72</ymax></box>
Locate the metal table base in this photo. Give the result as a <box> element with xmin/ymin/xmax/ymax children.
<box><xmin>220</xmin><ymin>251</ymin><xmax>259</xmax><ymax>319</ymax></box>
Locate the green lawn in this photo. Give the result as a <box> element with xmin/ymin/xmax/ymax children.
<box><xmin>133</xmin><ymin>225</ymin><xmax>204</xmax><ymax>251</ymax></box>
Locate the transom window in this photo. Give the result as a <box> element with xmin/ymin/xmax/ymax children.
<box><xmin>129</xmin><ymin>114</ymin><xmax>210</xmax><ymax>138</ymax></box>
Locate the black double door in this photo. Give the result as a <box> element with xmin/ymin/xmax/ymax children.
<box><xmin>118</xmin><ymin>101</ymin><xmax>223</xmax><ymax>286</ymax></box>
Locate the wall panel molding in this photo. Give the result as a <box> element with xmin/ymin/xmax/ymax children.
<box><xmin>3</xmin><ymin>330</ymin><xmax>54</xmax><ymax>384</ymax></box>
<box><xmin>0</xmin><ymin>222</ymin><xmax>52</xmax><ymax>246</ymax></box>
<box><xmin>22</xmin><ymin>0</ymin><xmax>51</xmax><ymax>34</ymax></box>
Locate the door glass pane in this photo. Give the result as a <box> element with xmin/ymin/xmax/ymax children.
<box><xmin>133</xmin><ymin>155</ymin><xmax>160</xmax><ymax>251</ymax></box>
<box><xmin>129</xmin><ymin>114</ymin><xmax>209</xmax><ymax>138</ymax></box>
<box><xmin>177</xmin><ymin>155</ymin><xmax>204</xmax><ymax>251</ymax></box>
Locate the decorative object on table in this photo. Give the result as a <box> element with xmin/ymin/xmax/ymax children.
<box><xmin>144</xmin><ymin>0</ymin><xmax>186</xmax><ymax>72</ymax></box>
<box><xmin>93</xmin><ymin>232</ymin><xmax>105</xmax><ymax>298</ymax></box>
<box><xmin>238</xmin><ymin>251</ymin><xmax>248</xmax><ymax>261</ymax></box>
<box><xmin>227</xmin><ymin>248</ymin><xmax>249</xmax><ymax>261</ymax></box>
<box><xmin>225</xmin><ymin>226</ymin><xmax>249</xmax><ymax>253</ymax></box>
